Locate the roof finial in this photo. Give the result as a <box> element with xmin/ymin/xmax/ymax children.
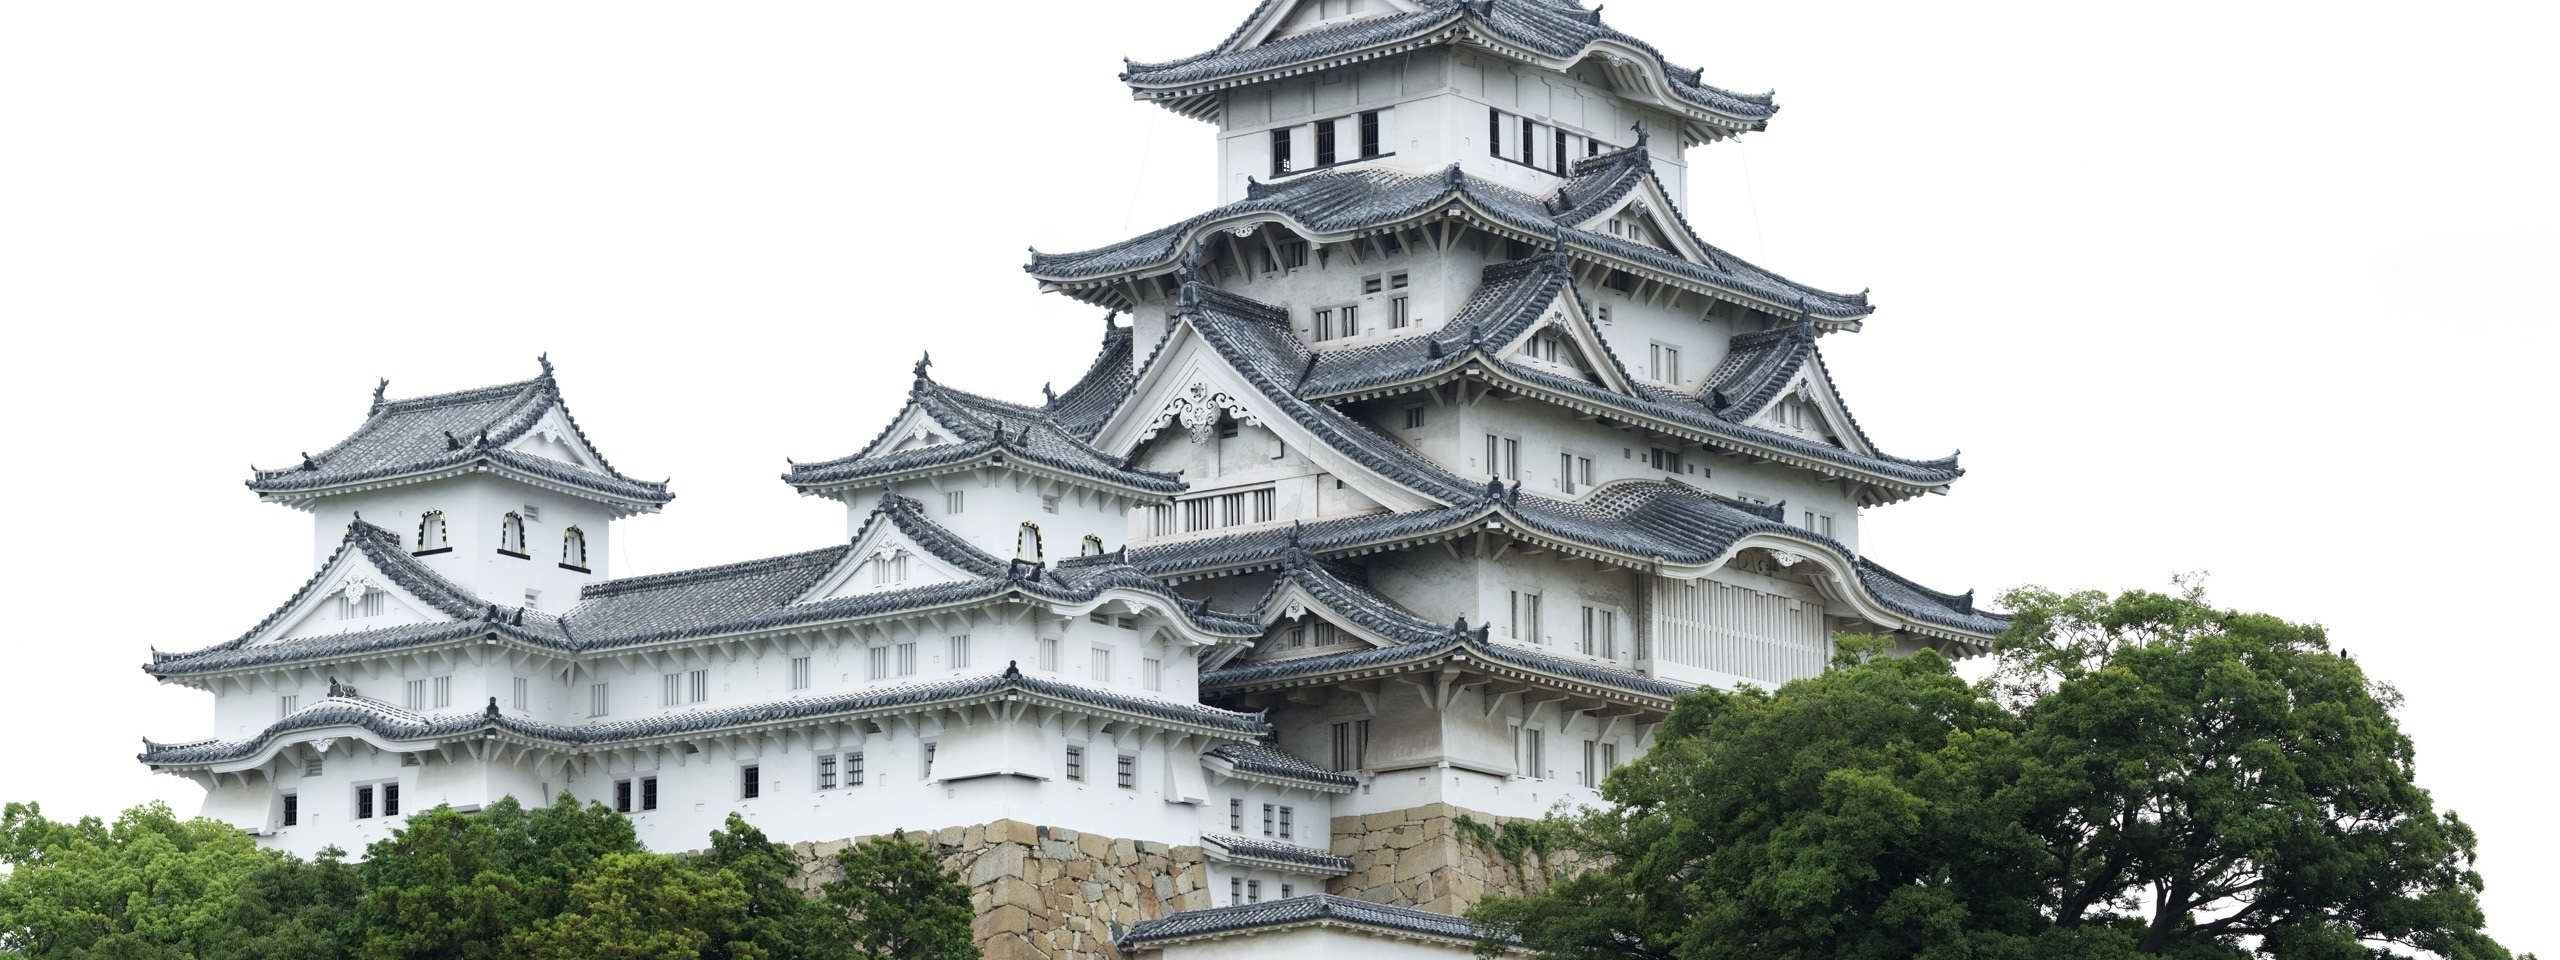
<box><xmin>1484</xmin><ymin>475</ymin><xmax>1505</xmax><ymax>502</ymax></box>
<box><xmin>1018</xmin><ymin>422</ymin><xmax>1033</xmax><ymax>445</ymax></box>
<box><xmin>1630</xmin><ymin>121</ymin><xmax>1649</xmax><ymax>152</ymax></box>
<box><xmin>445</xmin><ymin>430</ymin><xmax>462</xmax><ymax>451</ymax></box>
<box><xmin>1004</xmin><ymin>659</ymin><xmax>1023</xmax><ymax>679</ymax></box>
<box><xmin>476</xmin><ymin>429</ymin><xmax>489</xmax><ymax>448</ymax></box>
<box><xmin>484</xmin><ymin>696</ymin><xmax>502</xmax><ymax>719</ymax></box>
<box><xmin>1589</xmin><ymin>4</ymin><xmax>1605</xmax><ymax>24</ymax></box>
<box><xmin>1104</xmin><ymin>310</ymin><xmax>1121</xmax><ymax>337</ymax></box>
<box><xmin>511</xmin><ymin>606</ymin><xmax>525</xmax><ymax>626</ymax></box>
<box><xmin>537</xmin><ymin>353</ymin><xmax>554</xmax><ymax>378</ymax></box>
<box><xmin>913</xmin><ymin>351</ymin><xmax>933</xmax><ymax>380</ymax></box>
<box><xmin>300</xmin><ymin>452</ymin><xmax>317</xmax><ymax>471</ymax></box>
<box><xmin>1506</xmin><ymin>480</ymin><xmax>1521</xmax><ymax>505</ymax></box>
<box><xmin>371</xmin><ymin>378</ymin><xmax>390</xmax><ymax>413</ymax></box>
<box><xmin>1042</xmin><ymin>381</ymin><xmax>1057</xmax><ymax>404</ymax></box>
<box><xmin>1444</xmin><ymin>162</ymin><xmax>1464</xmax><ymax>190</ymax></box>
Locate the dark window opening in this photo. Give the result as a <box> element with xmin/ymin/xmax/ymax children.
<box><xmin>740</xmin><ymin>765</ymin><xmax>761</xmax><ymax>800</ymax></box>
<box><xmin>281</xmin><ymin>793</ymin><xmax>298</xmax><ymax>827</ymax></box>
<box><xmin>1359</xmin><ymin>111</ymin><xmax>1381</xmax><ymax>157</ymax></box>
<box><xmin>1314</xmin><ymin>119</ymin><xmax>1336</xmax><ymax>167</ymax></box>
<box><xmin>640</xmin><ymin>776</ymin><xmax>659</xmax><ymax>811</ymax></box>
<box><xmin>1488</xmin><ymin>107</ymin><xmax>1501</xmax><ymax>156</ymax></box>
<box><xmin>354</xmin><ymin>785</ymin><xmax>374</xmax><ymax>820</ymax></box>
<box><xmin>614</xmin><ymin>779</ymin><xmax>633</xmax><ymax>813</ymax></box>
<box><xmin>1270</xmin><ymin>128</ymin><xmax>1293</xmax><ymax>178</ymax></box>
<box><xmin>382</xmin><ymin>783</ymin><xmax>399</xmax><ymax>817</ymax></box>
<box><xmin>1520</xmin><ymin>118</ymin><xmax>1537</xmax><ymax>164</ymax></box>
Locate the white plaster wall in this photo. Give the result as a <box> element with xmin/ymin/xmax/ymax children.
<box><xmin>1200</xmin><ymin>777</ymin><xmax>1335</xmax><ymax>849</ymax></box>
<box><xmin>309</xmin><ymin>473</ymin><xmax>616</xmax><ymax>612</ymax></box>
<box><xmin>1203</xmin><ymin>863</ymin><xmax>1327</xmax><ymax>907</ymax></box>
<box><xmin>559</xmin><ymin>714</ymin><xmax>1215</xmax><ymax>852</ymax></box>
<box><xmin>832</xmin><ymin>478</ymin><xmax>1135</xmax><ymax>564</ymax></box>
<box><xmin>1153</xmin><ymin>924</ymin><xmax>1484</xmax><ymax>960</ymax></box>
<box><xmin>1126</xmin><ymin>420</ymin><xmax>1385</xmax><ymax>547</ymax></box>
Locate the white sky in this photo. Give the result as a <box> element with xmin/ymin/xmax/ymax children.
<box><xmin>2</xmin><ymin>0</ymin><xmax>2552</xmax><ymax>949</ymax></box>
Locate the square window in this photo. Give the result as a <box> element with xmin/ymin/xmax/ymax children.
<box><xmin>590</xmin><ymin>682</ymin><xmax>610</xmax><ymax>717</ymax></box>
<box><xmin>817</xmin><ymin>753</ymin><xmax>838</xmax><ymax>790</ymax></box>
<box><xmin>947</xmin><ymin>635</ymin><xmax>971</xmax><ymax>670</ymax></box>
<box><xmin>790</xmin><ymin>656</ymin><xmax>812</xmax><ymax>691</ymax></box>
<box><xmin>688</xmin><ymin>669</ymin><xmax>709</xmax><ymax>703</ymax></box>
<box><xmin>1363</xmin><ymin>275</ymin><xmax>1384</xmax><ymax>294</ymax></box>
<box><xmin>945</xmin><ymin>491</ymin><xmax>965</xmax><ymax>515</ymax></box>
<box><xmin>1403</xmin><ymin>406</ymin><xmax>1425</xmax><ymax>430</ymax></box>
<box><xmin>277</xmin><ymin>695</ymin><xmax>298</xmax><ymax>718</ymax></box>
<box><xmin>1116</xmin><ymin>753</ymin><xmax>1137</xmax><ymax>790</ymax></box>
<box><xmin>846</xmin><ymin>751</ymin><xmax>866</xmax><ymax>786</ymax></box>
<box><xmin>1042</xmin><ymin>495</ymin><xmax>1061</xmax><ymax>514</ymax></box>
<box><xmin>1065</xmin><ymin>745</ymin><xmax>1086</xmax><ymax>782</ymax></box>
<box><xmin>896</xmin><ymin>642</ymin><xmax>917</xmax><ymax>676</ymax></box>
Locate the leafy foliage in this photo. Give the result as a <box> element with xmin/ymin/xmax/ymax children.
<box><xmin>818</xmin><ymin>831</ymin><xmax>977</xmax><ymax>960</ymax></box>
<box><xmin>1470</xmin><ymin>589</ymin><xmax>2529</xmax><ymax>960</ymax></box>
<box><xmin>0</xmin><ymin>797</ymin><xmax>975</xmax><ymax>960</ymax></box>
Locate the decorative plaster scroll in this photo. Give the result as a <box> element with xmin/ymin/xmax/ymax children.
<box><xmin>1768</xmin><ymin>550</ymin><xmax>1805</xmax><ymax>568</ymax></box>
<box><xmin>1140</xmin><ymin>382</ymin><xmax>1261</xmax><ymax>445</ymax></box>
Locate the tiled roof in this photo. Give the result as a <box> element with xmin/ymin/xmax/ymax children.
<box><xmin>1296</xmin><ymin>255</ymin><xmax>1581</xmax><ymax>398</ymax></box>
<box><xmin>1251</xmin><ymin>547</ymin><xmax>1459</xmax><ymax>647</ymax></box>
<box><xmin>144</xmin><ymin>665</ymin><xmax>1269</xmax><ymax>767</ymax></box>
<box><xmin>1207</xmin><ymin>602</ymin><xmax>1697</xmax><ymax>701</ymax></box>
<box><xmin>156</xmin><ymin>501</ymin><xmax>1259</xmax><ymax>680</ymax></box>
<box><xmin>1123</xmin><ymin>0</ymin><xmax>1774</xmax><ymax>133</ymax></box>
<box><xmin>1122</xmin><ymin>475</ymin><xmax>2004</xmax><ymax>642</ymax></box>
<box><xmin>1700</xmin><ymin>321</ymin><xmax>1817</xmax><ymax>418</ymax></box>
<box><xmin>1176</xmin><ymin>274</ymin><xmax>1958</xmax><ymax>491</ymax></box>
<box><xmin>146</xmin><ymin>520</ymin><xmax>568</xmax><ymax>677</ymax></box>
<box><xmin>1119</xmin><ymin>894</ymin><xmax>1508</xmax><ymax>950</ymax></box>
<box><xmin>784</xmin><ymin>357</ymin><xmax>1181</xmax><ymax>497</ymax></box>
<box><xmin>1028</xmin><ymin>162</ymin><xmax>1872</xmax><ymax>322</ymax></box>
<box><xmin>245</xmin><ymin>361</ymin><xmax>671</xmax><ymax>509</ymax></box>
<box><xmin>569</xmin><ymin>496</ymin><xmax>1259</xmax><ymax>650</ymax></box>
<box><xmin>1045</xmin><ymin>320</ymin><xmax>1138</xmax><ymax>440</ymax></box>
<box><xmin>1204</xmin><ymin>740</ymin><xmax>1360</xmax><ymax>789</ymax></box>
<box><xmin>1202</xmin><ymin>833</ymin><xmax>1355</xmax><ymax>875</ymax></box>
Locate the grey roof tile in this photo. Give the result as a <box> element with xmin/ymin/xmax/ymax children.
<box><xmin>144</xmin><ymin>664</ymin><xmax>1269</xmax><ymax>767</ymax></box>
<box><xmin>246</xmin><ymin>361</ymin><xmax>670</xmax><ymax>507</ymax></box>
<box><xmin>146</xmin><ymin>520</ymin><xmax>567</xmax><ymax>677</ymax></box>
<box><xmin>1029</xmin><ymin>160</ymin><xmax>1872</xmax><ymax>321</ymax></box>
<box><xmin>1044</xmin><ymin>321</ymin><xmax>1138</xmax><ymax>439</ymax></box>
<box><xmin>1204</xmin><ymin>740</ymin><xmax>1360</xmax><ymax>789</ymax></box>
<box><xmin>784</xmin><ymin>357</ymin><xmax>1181</xmax><ymax>496</ymax></box>
<box><xmin>1124</xmin><ymin>0</ymin><xmax>1774</xmax><ymax>128</ymax></box>
<box><xmin>1202</xmin><ymin>833</ymin><xmax>1355</xmax><ymax>874</ymax></box>
<box><xmin>1119</xmin><ymin>894</ymin><xmax>1507</xmax><ymax>949</ymax></box>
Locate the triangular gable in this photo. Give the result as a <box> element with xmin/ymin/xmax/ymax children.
<box><xmin>793</xmin><ymin>498</ymin><xmax>1000</xmax><ymax>604</ymax></box>
<box><xmin>1494</xmin><ymin>284</ymin><xmax>1639</xmax><ymax>396</ymax></box>
<box><xmin>1255</xmin><ymin>588</ymin><xmax>1397</xmax><ymax>659</ymax></box>
<box><xmin>1235</xmin><ymin>0</ymin><xmax>1421</xmax><ymax>50</ymax></box>
<box><xmin>1091</xmin><ymin>315</ymin><xmax>1444</xmax><ymax>512</ymax></box>
<box><xmin>506</xmin><ymin>404</ymin><xmax>608</xmax><ymax>472</ymax></box>
<box><xmin>264</xmin><ymin>550</ymin><xmax>449</xmax><ymax>644</ymax></box>
<box><xmin>874</xmin><ymin>403</ymin><xmax>969</xmax><ymax>456</ymax></box>
<box><xmin>1746</xmin><ymin>351</ymin><xmax>1881</xmax><ymax>458</ymax></box>
<box><xmin>1580</xmin><ymin>181</ymin><xmax>1716</xmax><ymax>267</ymax></box>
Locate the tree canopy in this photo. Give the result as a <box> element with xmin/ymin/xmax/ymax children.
<box><xmin>0</xmin><ymin>795</ymin><xmax>976</xmax><ymax>960</ymax></box>
<box><xmin>1470</xmin><ymin>585</ymin><xmax>2527</xmax><ymax>960</ymax></box>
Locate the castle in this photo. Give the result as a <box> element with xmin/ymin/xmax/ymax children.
<box><xmin>141</xmin><ymin>1</ymin><xmax>2005</xmax><ymax>956</ymax></box>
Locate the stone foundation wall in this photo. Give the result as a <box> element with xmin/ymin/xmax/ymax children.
<box><xmin>787</xmin><ymin>819</ymin><xmax>1209</xmax><ymax>960</ymax></box>
<box><xmin>1327</xmin><ymin>803</ymin><xmax>1583</xmax><ymax>916</ymax></box>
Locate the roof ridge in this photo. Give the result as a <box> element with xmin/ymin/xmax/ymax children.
<box><xmin>580</xmin><ymin>544</ymin><xmax>850</xmax><ymax>599</ymax></box>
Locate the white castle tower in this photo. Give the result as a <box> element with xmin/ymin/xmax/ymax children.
<box><xmin>144</xmin><ymin>3</ymin><xmax>2005</xmax><ymax>957</ymax></box>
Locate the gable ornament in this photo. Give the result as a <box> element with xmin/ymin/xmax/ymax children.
<box><xmin>1142</xmin><ymin>382</ymin><xmax>1261</xmax><ymax>445</ymax></box>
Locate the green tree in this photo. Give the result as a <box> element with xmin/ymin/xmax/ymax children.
<box><xmin>353</xmin><ymin>794</ymin><xmax>642</xmax><ymax>960</ymax></box>
<box><xmin>506</xmin><ymin>852</ymin><xmax>750</xmax><ymax>960</ymax></box>
<box><xmin>694</xmin><ymin>815</ymin><xmax>847</xmax><ymax>960</ymax></box>
<box><xmin>1470</xmin><ymin>588</ymin><xmax>2527</xmax><ymax>960</ymax></box>
<box><xmin>0</xmin><ymin>801</ymin><xmax>287</xmax><ymax>959</ymax></box>
<box><xmin>818</xmin><ymin>831</ymin><xmax>976</xmax><ymax>960</ymax></box>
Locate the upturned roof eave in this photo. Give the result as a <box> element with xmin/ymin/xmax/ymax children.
<box><xmin>249</xmin><ymin>457</ymin><xmax>672</xmax><ymax>515</ymax></box>
<box><xmin>784</xmin><ymin>447</ymin><xmax>1181</xmax><ymax>502</ymax></box>
<box><xmin>1305</xmin><ymin>364</ymin><xmax>1954</xmax><ymax>497</ymax></box>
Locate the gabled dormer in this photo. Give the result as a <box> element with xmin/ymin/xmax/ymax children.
<box><xmin>786</xmin><ymin>352</ymin><xmax>1185</xmax><ymax>560</ymax></box>
<box><xmin>245</xmin><ymin>358</ymin><xmax>666</xmax><ymax>609</ymax></box>
<box><xmin>794</xmin><ymin>494</ymin><xmax>1008</xmax><ymax>604</ymax></box>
